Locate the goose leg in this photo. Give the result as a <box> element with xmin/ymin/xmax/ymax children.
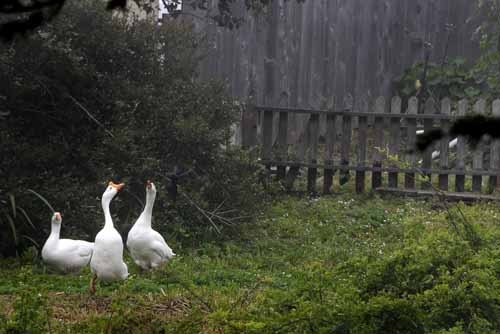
<box><xmin>89</xmin><ymin>273</ymin><xmax>97</xmax><ymax>294</ymax></box>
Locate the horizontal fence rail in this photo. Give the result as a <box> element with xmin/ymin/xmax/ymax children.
<box><xmin>244</xmin><ymin>96</ymin><xmax>500</xmax><ymax>197</ymax></box>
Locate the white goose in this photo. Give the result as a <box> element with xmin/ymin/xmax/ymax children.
<box><xmin>41</xmin><ymin>212</ymin><xmax>94</xmax><ymax>273</ymax></box>
<box><xmin>90</xmin><ymin>181</ymin><xmax>128</xmax><ymax>293</ymax></box>
<box><xmin>127</xmin><ymin>180</ymin><xmax>175</xmax><ymax>270</ymax></box>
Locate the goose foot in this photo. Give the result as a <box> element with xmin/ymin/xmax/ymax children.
<box><xmin>89</xmin><ymin>273</ymin><xmax>97</xmax><ymax>295</ymax></box>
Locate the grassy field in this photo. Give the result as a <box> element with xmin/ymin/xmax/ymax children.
<box><xmin>1</xmin><ymin>194</ymin><xmax>500</xmax><ymax>333</ymax></box>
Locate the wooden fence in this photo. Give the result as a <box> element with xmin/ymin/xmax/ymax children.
<box><xmin>246</xmin><ymin>96</ymin><xmax>500</xmax><ymax>198</ymax></box>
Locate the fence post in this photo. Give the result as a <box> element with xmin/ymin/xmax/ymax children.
<box><xmin>439</xmin><ymin>98</ymin><xmax>451</xmax><ymax>191</ymax></box>
<box><xmin>340</xmin><ymin>95</ymin><xmax>353</xmax><ymax>186</ymax></box>
<box><xmin>307</xmin><ymin>113</ymin><xmax>320</xmax><ymax>194</ymax></box>
<box><xmin>261</xmin><ymin>109</ymin><xmax>274</xmax><ymax>168</ymax></box>
<box><xmin>455</xmin><ymin>99</ymin><xmax>467</xmax><ymax>192</ymax></box>
<box><xmin>490</xmin><ymin>99</ymin><xmax>500</xmax><ymax>193</ymax></box>
<box><xmin>472</xmin><ymin>99</ymin><xmax>486</xmax><ymax>193</ymax></box>
<box><xmin>421</xmin><ymin>98</ymin><xmax>436</xmax><ymax>190</ymax></box>
<box><xmin>355</xmin><ymin>97</ymin><xmax>369</xmax><ymax>194</ymax></box>
<box><xmin>323</xmin><ymin>101</ymin><xmax>337</xmax><ymax>194</ymax></box>
<box><xmin>241</xmin><ymin>103</ymin><xmax>258</xmax><ymax>149</ymax></box>
<box><xmin>372</xmin><ymin>97</ymin><xmax>385</xmax><ymax>189</ymax></box>
<box><xmin>388</xmin><ymin>96</ymin><xmax>401</xmax><ymax>188</ymax></box>
<box><xmin>277</xmin><ymin>111</ymin><xmax>289</xmax><ymax>179</ymax></box>
<box><xmin>405</xmin><ymin>97</ymin><xmax>418</xmax><ymax>189</ymax></box>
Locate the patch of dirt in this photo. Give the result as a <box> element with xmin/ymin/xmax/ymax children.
<box><xmin>0</xmin><ymin>292</ymin><xmax>192</xmax><ymax>324</ymax></box>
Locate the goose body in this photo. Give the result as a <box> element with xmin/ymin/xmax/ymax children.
<box><xmin>127</xmin><ymin>181</ymin><xmax>175</xmax><ymax>270</ymax></box>
<box><xmin>90</xmin><ymin>182</ymin><xmax>128</xmax><ymax>284</ymax></box>
<box><xmin>42</xmin><ymin>212</ymin><xmax>93</xmax><ymax>273</ymax></box>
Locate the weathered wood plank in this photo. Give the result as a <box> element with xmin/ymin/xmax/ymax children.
<box><xmin>388</xmin><ymin>96</ymin><xmax>401</xmax><ymax>188</ymax></box>
<box><xmin>355</xmin><ymin>97</ymin><xmax>369</xmax><ymax>194</ymax></box>
<box><xmin>405</xmin><ymin>97</ymin><xmax>418</xmax><ymax>189</ymax></box>
<box><xmin>307</xmin><ymin>113</ymin><xmax>320</xmax><ymax>193</ymax></box>
<box><xmin>421</xmin><ymin>98</ymin><xmax>436</xmax><ymax>190</ymax></box>
<box><xmin>372</xmin><ymin>96</ymin><xmax>385</xmax><ymax>189</ymax></box>
<box><xmin>261</xmin><ymin>110</ymin><xmax>274</xmax><ymax>165</ymax></box>
<box><xmin>262</xmin><ymin>160</ymin><xmax>499</xmax><ymax>176</ymax></box>
<box><xmin>241</xmin><ymin>103</ymin><xmax>258</xmax><ymax>148</ymax></box>
<box><xmin>253</xmin><ymin>106</ymin><xmax>463</xmax><ymax>119</ymax></box>
<box><xmin>455</xmin><ymin>99</ymin><xmax>467</xmax><ymax>192</ymax></box>
<box><xmin>277</xmin><ymin>112</ymin><xmax>289</xmax><ymax>179</ymax></box>
<box><xmin>340</xmin><ymin>96</ymin><xmax>353</xmax><ymax>186</ymax></box>
<box><xmin>472</xmin><ymin>99</ymin><xmax>486</xmax><ymax>192</ymax></box>
<box><xmin>489</xmin><ymin>99</ymin><xmax>500</xmax><ymax>193</ymax></box>
<box><xmin>438</xmin><ymin>98</ymin><xmax>451</xmax><ymax>191</ymax></box>
<box><xmin>323</xmin><ymin>102</ymin><xmax>337</xmax><ymax>194</ymax></box>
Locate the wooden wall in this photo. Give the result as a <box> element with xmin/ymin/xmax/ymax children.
<box><xmin>194</xmin><ymin>0</ymin><xmax>480</xmax><ymax>109</ymax></box>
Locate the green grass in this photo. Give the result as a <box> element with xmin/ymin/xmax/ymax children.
<box><xmin>1</xmin><ymin>194</ymin><xmax>500</xmax><ymax>333</ymax></box>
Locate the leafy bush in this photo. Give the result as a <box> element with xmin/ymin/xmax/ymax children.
<box><xmin>0</xmin><ymin>0</ymin><xmax>265</xmax><ymax>257</ymax></box>
<box><xmin>395</xmin><ymin>57</ymin><xmax>483</xmax><ymax>102</ymax></box>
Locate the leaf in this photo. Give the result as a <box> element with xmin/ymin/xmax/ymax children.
<box><xmin>465</xmin><ymin>87</ymin><xmax>481</xmax><ymax>97</ymax></box>
<box><xmin>450</xmin><ymin>57</ymin><xmax>467</xmax><ymax>67</ymax></box>
<box><xmin>17</xmin><ymin>206</ymin><xmax>36</xmax><ymax>230</ymax></box>
<box><xmin>9</xmin><ymin>193</ymin><xmax>16</xmax><ymax>219</ymax></box>
<box><xmin>26</xmin><ymin>189</ymin><xmax>55</xmax><ymax>213</ymax></box>
<box><xmin>22</xmin><ymin>235</ymin><xmax>40</xmax><ymax>248</ymax></box>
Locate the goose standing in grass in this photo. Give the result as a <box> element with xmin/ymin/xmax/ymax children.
<box><xmin>127</xmin><ymin>180</ymin><xmax>175</xmax><ymax>270</ymax></box>
<box><xmin>41</xmin><ymin>212</ymin><xmax>94</xmax><ymax>273</ymax></box>
<box><xmin>90</xmin><ymin>181</ymin><xmax>128</xmax><ymax>293</ymax></box>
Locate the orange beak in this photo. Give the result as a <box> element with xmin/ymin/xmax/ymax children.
<box><xmin>108</xmin><ymin>181</ymin><xmax>125</xmax><ymax>191</ymax></box>
<box><xmin>54</xmin><ymin>212</ymin><xmax>61</xmax><ymax>221</ymax></box>
<box><xmin>146</xmin><ymin>180</ymin><xmax>152</xmax><ymax>189</ymax></box>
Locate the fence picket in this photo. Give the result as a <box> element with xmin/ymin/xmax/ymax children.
<box><xmin>439</xmin><ymin>98</ymin><xmax>451</xmax><ymax>191</ymax></box>
<box><xmin>405</xmin><ymin>97</ymin><xmax>418</xmax><ymax>189</ymax></box>
<box><xmin>355</xmin><ymin>97</ymin><xmax>369</xmax><ymax>193</ymax></box>
<box><xmin>276</xmin><ymin>112</ymin><xmax>289</xmax><ymax>179</ymax></box>
<box><xmin>307</xmin><ymin>114</ymin><xmax>320</xmax><ymax>193</ymax></box>
<box><xmin>372</xmin><ymin>97</ymin><xmax>385</xmax><ymax>189</ymax></box>
<box><xmin>323</xmin><ymin>103</ymin><xmax>337</xmax><ymax>194</ymax></box>
<box><xmin>251</xmin><ymin>95</ymin><xmax>500</xmax><ymax>198</ymax></box>
<box><xmin>262</xmin><ymin>110</ymin><xmax>274</xmax><ymax>166</ymax></box>
<box><xmin>455</xmin><ymin>99</ymin><xmax>467</xmax><ymax>192</ymax></box>
<box><xmin>388</xmin><ymin>97</ymin><xmax>401</xmax><ymax>188</ymax></box>
<box><xmin>421</xmin><ymin>98</ymin><xmax>436</xmax><ymax>190</ymax></box>
<box><xmin>472</xmin><ymin>99</ymin><xmax>486</xmax><ymax>192</ymax></box>
<box><xmin>489</xmin><ymin>100</ymin><xmax>500</xmax><ymax>193</ymax></box>
<box><xmin>340</xmin><ymin>96</ymin><xmax>353</xmax><ymax>186</ymax></box>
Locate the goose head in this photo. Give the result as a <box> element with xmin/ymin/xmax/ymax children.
<box><xmin>146</xmin><ymin>180</ymin><xmax>156</xmax><ymax>194</ymax></box>
<box><xmin>102</xmin><ymin>181</ymin><xmax>125</xmax><ymax>203</ymax></box>
<box><xmin>145</xmin><ymin>180</ymin><xmax>157</xmax><ymax>205</ymax></box>
<box><xmin>50</xmin><ymin>211</ymin><xmax>62</xmax><ymax>236</ymax></box>
<box><xmin>52</xmin><ymin>212</ymin><xmax>62</xmax><ymax>224</ymax></box>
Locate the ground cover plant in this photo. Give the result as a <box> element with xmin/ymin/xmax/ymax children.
<box><xmin>0</xmin><ymin>194</ymin><xmax>499</xmax><ymax>333</ymax></box>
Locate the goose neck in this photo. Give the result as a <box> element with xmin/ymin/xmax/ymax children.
<box><xmin>141</xmin><ymin>190</ymin><xmax>156</xmax><ymax>226</ymax></box>
<box><xmin>102</xmin><ymin>196</ymin><xmax>114</xmax><ymax>228</ymax></box>
<box><xmin>50</xmin><ymin>222</ymin><xmax>61</xmax><ymax>239</ymax></box>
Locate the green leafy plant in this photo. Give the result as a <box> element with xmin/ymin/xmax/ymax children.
<box><xmin>0</xmin><ymin>0</ymin><xmax>266</xmax><ymax>256</ymax></box>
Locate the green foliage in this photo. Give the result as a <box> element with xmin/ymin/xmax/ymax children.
<box><xmin>1</xmin><ymin>196</ymin><xmax>500</xmax><ymax>333</ymax></box>
<box><xmin>397</xmin><ymin>1</ymin><xmax>500</xmax><ymax>102</ymax></box>
<box><xmin>2</xmin><ymin>269</ymin><xmax>50</xmax><ymax>334</ymax></box>
<box><xmin>396</xmin><ymin>58</ymin><xmax>483</xmax><ymax>101</ymax></box>
<box><xmin>0</xmin><ymin>0</ymin><xmax>265</xmax><ymax>256</ymax></box>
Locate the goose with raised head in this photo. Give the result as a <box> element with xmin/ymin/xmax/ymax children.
<box><xmin>41</xmin><ymin>212</ymin><xmax>93</xmax><ymax>273</ymax></box>
<box><xmin>90</xmin><ymin>181</ymin><xmax>128</xmax><ymax>293</ymax></box>
<box><xmin>127</xmin><ymin>180</ymin><xmax>175</xmax><ymax>270</ymax></box>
